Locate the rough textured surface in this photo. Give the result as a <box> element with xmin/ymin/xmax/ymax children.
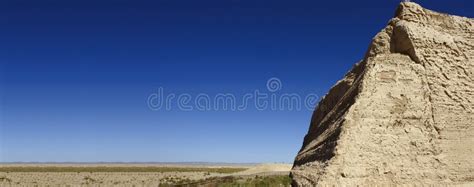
<box><xmin>291</xmin><ymin>2</ymin><xmax>473</xmax><ymax>186</ymax></box>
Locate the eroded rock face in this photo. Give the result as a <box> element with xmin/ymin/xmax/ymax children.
<box><xmin>291</xmin><ymin>2</ymin><xmax>473</xmax><ymax>186</ymax></box>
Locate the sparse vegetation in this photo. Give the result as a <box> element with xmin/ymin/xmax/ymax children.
<box><xmin>159</xmin><ymin>175</ymin><xmax>195</xmax><ymax>186</ymax></box>
<box><xmin>0</xmin><ymin>166</ymin><xmax>246</xmax><ymax>173</ymax></box>
<box><xmin>83</xmin><ymin>176</ymin><xmax>97</xmax><ymax>184</ymax></box>
<box><xmin>223</xmin><ymin>175</ymin><xmax>291</xmax><ymax>187</ymax></box>
<box><xmin>0</xmin><ymin>164</ymin><xmax>291</xmax><ymax>186</ymax></box>
<box><xmin>177</xmin><ymin>175</ymin><xmax>292</xmax><ymax>187</ymax></box>
<box><xmin>0</xmin><ymin>176</ymin><xmax>12</xmax><ymax>183</ymax></box>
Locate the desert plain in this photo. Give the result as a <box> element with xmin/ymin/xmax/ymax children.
<box><xmin>0</xmin><ymin>163</ymin><xmax>292</xmax><ymax>186</ymax></box>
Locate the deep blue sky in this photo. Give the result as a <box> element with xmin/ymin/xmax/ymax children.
<box><xmin>1</xmin><ymin>0</ymin><xmax>472</xmax><ymax>163</ymax></box>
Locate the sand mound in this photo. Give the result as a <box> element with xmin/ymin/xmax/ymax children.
<box><xmin>236</xmin><ymin>164</ymin><xmax>292</xmax><ymax>175</ymax></box>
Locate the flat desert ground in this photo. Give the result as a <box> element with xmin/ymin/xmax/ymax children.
<box><xmin>0</xmin><ymin>163</ymin><xmax>292</xmax><ymax>186</ymax></box>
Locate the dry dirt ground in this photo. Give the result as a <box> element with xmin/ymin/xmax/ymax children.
<box><xmin>0</xmin><ymin>163</ymin><xmax>291</xmax><ymax>186</ymax></box>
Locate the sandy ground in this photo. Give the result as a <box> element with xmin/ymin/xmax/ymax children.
<box><xmin>233</xmin><ymin>163</ymin><xmax>292</xmax><ymax>176</ymax></box>
<box><xmin>0</xmin><ymin>163</ymin><xmax>291</xmax><ymax>186</ymax></box>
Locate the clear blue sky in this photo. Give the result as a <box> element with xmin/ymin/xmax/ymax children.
<box><xmin>0</xmin><ymin>0</ymin><xmax>472</xmax><ymax>163</ymax></box>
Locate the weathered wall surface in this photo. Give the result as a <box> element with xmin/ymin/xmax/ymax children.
<box><xmin>291</xmin><ymin>2</ymin><xmax>473</xmax><ymax>186</ymax></box>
